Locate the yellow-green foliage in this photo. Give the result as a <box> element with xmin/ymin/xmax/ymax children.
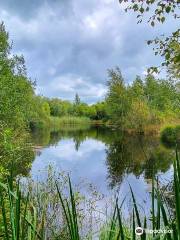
<box><xmin>106</xmin><ymin>67</ymin><xmax>180</xmax><ymax>131</ymax></box>
<box><xmin>50</xmin><ymin>116</ymin><xmax>91</xmax><ymax>127</ymax></box>
<box><xmin>0</xmin><ymin>124</ymin><xmax>34</xmax><ymax>178</ymax></box>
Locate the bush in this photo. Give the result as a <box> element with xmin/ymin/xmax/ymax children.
<box><xmin>161</xmin><ymin>125</ymin><xmax>180</xmax><ymax>147</ymax></box>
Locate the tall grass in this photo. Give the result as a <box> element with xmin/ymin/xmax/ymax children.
<box><xmin>30</xmin><ymin>116</ymin><xmax>91</xmax><ymax>132</ymax></box>
<box><xmin>0</xmin><ymin>178</ymin><xmax>45</xmax><ymax>239</ymax></box>
<box><xmin>49</xmin><ymin>116</ymin><xmax>91</xmax><ymax>129</ymax></box>
<box><xmin>0</xmin><ymin>150</ymin><xmax>179</xmax><ymax>239</ymax></box>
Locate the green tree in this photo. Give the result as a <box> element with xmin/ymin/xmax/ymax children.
<box><xmin>143</xmin><ymin>74</ymin><xmax>179</xmax><ymax>113</ymax></box>
<box><xmin>106</xmin><ymin>67</ymin><xmax>131</xmax><ymax>126</ymax></box>
<box><xmin>93</xmin><ymin>102</ymin><xmax>108</xmax><ymax>120</ymax></box>
<box><xmin>0</xmin><ymin>22</ymin><xmax>54</xmax><ymax>132</ymax></box>
<box><xmin>74</xmin><ymin>93</ymin><xmax>81</xmax><ymax>105</ymax></box>
<box><xmin>0</xmin><ymin>22</ymin><xmax>35</xmax><ymax>129</ymax></box>
<box><xmin>130</xmin><ymin>75</ymin><xmax>144</xmax><ymax>100</ymax></box>
<box><xmin>119</xmin><ymin>0</ymin><xmax>180</xmax><ymax>78</ymax></box>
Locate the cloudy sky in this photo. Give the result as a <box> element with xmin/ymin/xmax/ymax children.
<box><xmin>0</xmin><ymin>0</ymin><xmax>178</xmax><ymax>103</ymax></box>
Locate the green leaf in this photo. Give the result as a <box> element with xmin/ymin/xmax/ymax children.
<box><xmin>166</xmin><ymin>6</ymin><xmax>171</xmax><ymax>13</ymax></box>
<box><xmin>140</xmin><ymin>7</ymin><xmax>144</xmax><ymax>14</ymax></box>
<box><xmin>161</xmin><ymin>17</ymin><xmax>165</xmax><ymax>23</ymax></box>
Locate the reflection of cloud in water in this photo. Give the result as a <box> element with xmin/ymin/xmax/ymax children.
<box><xmin>31</xmin><ymin>139</ymin><xmax>107</xmax><ymax>193</ymax></box>
<box><xmin>49</xmin><ymin>139</ymin><xmax>105</xmax><ymax>160</ymax></box>
<box><xmin>30</xmin><ymin>129</ymin><xmax>173</xmax><ymax>220</ymax></box>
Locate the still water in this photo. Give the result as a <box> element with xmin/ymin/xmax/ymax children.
<box><xmin>30</xmin><ymin>125</ymin><xmax>174</xmax><ymax>215</ymax></box>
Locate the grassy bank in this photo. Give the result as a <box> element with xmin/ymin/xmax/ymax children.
<box><xmin>50</xmin><ymin>116</ymin><xmax>91</xmax><ymax>126</ymax></box>
<box><xmin>104</xmin><ymin>118</ymin><xmax>180</xmax><ymax>136</ymax></box>
<box><xmin>0</xmin><ymin>150</ymin><xmax>179</xmax><ymax>239</ymax></box>
<box><xmin>49</xmin><ymin>116</ymin><xmax>91</xmax><ymax>132</ymax></box>
<box><xmin>30</xmin><ymin>116</ymin><xmax>91</xmax><ymax>132</ymax></box>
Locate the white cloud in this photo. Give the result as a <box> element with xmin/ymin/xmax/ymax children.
<box><xmin>41</xmin><ymin>74</ymin><xmax>107</xmax><ymax>101</ymax></box>
<box><xmin>0</xmin><ymin>0</ymin><xmax>176</xmax><ymax>102</ymax></box>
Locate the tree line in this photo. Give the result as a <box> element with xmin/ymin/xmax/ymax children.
<box><xmin>0</xmin><ymin>22</ymin><xmax>179</xmax><ymax>135</ymax></box>
<box><xmin>106</xmin><ymin>67</ymin><xmax>180</xmax><ymax>131</ymax></box>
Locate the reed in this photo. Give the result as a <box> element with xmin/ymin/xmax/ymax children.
<box><xmin>0</xmin><ymin>150</ymin><xmax>179</xmax><ymax>239</ymax></box>
<box><xmin>0</xmin><ymin>178</ymin><xmax>44</xmax><ymax>239</ymax></box>
<box><xmin>50</xmin><ymin>116</ymin><xmax>91</xmax><ymax>127</ymax></box>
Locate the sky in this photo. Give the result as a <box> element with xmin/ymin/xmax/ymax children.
<box><xmin>0</xmin><ymin>0</ymin><xmax>178</xmax><ymax>103</ymax></box>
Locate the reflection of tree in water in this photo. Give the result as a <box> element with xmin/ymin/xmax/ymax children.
<box><xmin>31</xmin><ymin>125</ymin><xmax>121</xmax><ymax>149</ymax></box>
<box><xmin>31</xmin><ymin>129</ymin><xmax>51</xmax><ymax>146</ymax></box>
<box><xmin>31</xmin><ymin>126</ymin><xmax>91</xmax><ymax>148</ymax></box>
<box><xmin>105</xmin><ymin>133</ymin><xmax>174</xmax><ymax>189</ymax></box>
<box><xmin>31</xmin><ymin>125</ymin><xmax>174</xmax><ymax>189</ymax></box>
<box><xmin>74</xmin><ymin>138</ymin><xmax>81</xmax><ymax>151</ymax></box>
<box><xmin>143</xmin><ymin>147</ymin><xmax>174</xmax><ymax>179</ymax></box>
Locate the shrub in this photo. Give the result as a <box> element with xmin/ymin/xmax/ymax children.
<box><xmin>161</xmin><ymin>125</ymin><xmax>180</xmax><ymax>147</ymax></box>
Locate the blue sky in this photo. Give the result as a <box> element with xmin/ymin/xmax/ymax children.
<box><xmin>0</xmin><ymin>0</ymin><xmax>177</xmax><ymax>103</ymax></box>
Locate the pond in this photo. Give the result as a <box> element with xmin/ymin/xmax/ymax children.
<box><xmin>30</xmin><ymin>125</ymin><xmax>174</xmax><ymax>217</ymax></box>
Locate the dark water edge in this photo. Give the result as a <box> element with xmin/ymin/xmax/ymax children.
<box><xmin>27</xmin><ymin>125</ymin><xmax>175</xmax><ymax>218</ymax></box>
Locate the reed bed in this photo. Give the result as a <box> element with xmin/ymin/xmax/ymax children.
<box><xmin>50</xmin><ymin>116</ymin><xmax>91</xmax><ymax>127</ymax></box>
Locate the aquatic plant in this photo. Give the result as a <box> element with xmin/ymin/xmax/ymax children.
<box><xmin>0</xmin><ymin>150</ymin><xmax>179</xmax><ymax>239</ymax></box>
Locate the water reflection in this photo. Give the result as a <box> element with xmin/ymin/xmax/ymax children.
<box><xmin>106</xmin><ymin>134</ymin><xmax>174</xmax><ymax>188</ymax></box>
<box><xmin>31</xmin><ymin>126</ymin><xmax>174</xmax><ymax>190</ymax></box>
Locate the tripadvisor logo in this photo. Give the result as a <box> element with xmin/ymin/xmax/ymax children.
<box><xmin>135</xmin><ymin>227</ymin><xmax>144</xmax><ymax>236</ymax></box>
<box><xmin>135</xmin><ymin>227</ymin><xmax>173</xmax><ymax>235</ymax></box>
